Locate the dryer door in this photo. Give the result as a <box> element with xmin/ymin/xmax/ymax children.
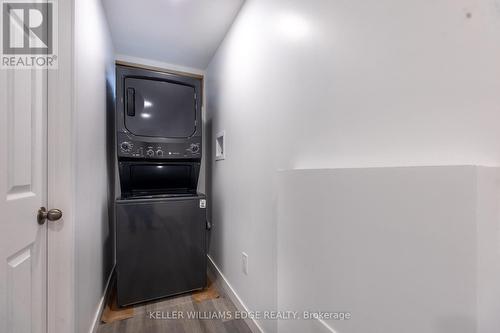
<box><xmin>124</xmin><ymin>77</ymin><xmax>197</xmax><ymax>138</ymax></box>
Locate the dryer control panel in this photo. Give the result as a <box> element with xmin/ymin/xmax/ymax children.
<box><xmin>117</xmin><ymin>133</ymin><xmax>201</xmax><ymax>160</ymax></box>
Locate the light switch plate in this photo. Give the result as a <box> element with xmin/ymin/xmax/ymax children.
<box><xmin>216</xmin><ymin>130</ymin><xmax>225</xmax><ymax>161</ymax></box>
<box><xmin>242</xmin><ymin>252</ymin><xmax>248</xmax><ymax>275</ymax></box>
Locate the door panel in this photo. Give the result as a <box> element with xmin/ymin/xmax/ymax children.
<box><xmin>0</xmin><ymin>65</ymin><xmax>47</xmax><ymax>333</ymax></box>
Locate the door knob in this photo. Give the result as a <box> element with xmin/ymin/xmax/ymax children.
<box><xmin>37</xmin><ymin>207</ymin><xmax>63</xmax><ymax>225</ymax></box>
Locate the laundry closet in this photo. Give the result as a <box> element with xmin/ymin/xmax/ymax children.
<box><xmin>113</xmin><ymin>65</ymin><xmax>207</xmax><ymax>306</ymax></box>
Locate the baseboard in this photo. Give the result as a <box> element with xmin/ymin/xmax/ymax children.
<box><xmin>89</xmin><ymin>265</ymin><xmax>115</xmax><ymax>333</ymax></box>
<box><xmin>313</xmin><ymin>318</ymin><xmax>338</xmax><ymax>333</ymax></box>
<box><xmin>207</xmin><ymin>255</ymin><xmax>265</xmax><ymax>333</ymax></box>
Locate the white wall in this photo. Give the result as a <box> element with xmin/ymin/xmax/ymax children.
<box><xmin>74</xmin><ymin>0</ymin><xmax>115</xmax><ymax>332</ymax></box>
<box><xmin>208</xmin><ymin>0</ymin><xmax>500</xmax><ymax>170</ymax></box>
<box><xmin>205</xmin><ymin>0</ymin><xmax>500</xmax><ymax>332</ymax></box>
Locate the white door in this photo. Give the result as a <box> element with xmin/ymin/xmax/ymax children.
<box><xmin>0</xmin><ymin>52</ymin><xmax>49</xmax><ymax>333</ymax></box>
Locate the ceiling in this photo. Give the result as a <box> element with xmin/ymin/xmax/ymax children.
<box><xmin>102</xmin><ymin>0</ymin><xmax>245</xmax><ymax>70</ymax></box>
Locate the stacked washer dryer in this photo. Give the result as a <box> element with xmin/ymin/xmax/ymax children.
<box><xmin>114</xmin><ymin>65</ymin><xmax>207</xmax><ymax>306</ymax></box>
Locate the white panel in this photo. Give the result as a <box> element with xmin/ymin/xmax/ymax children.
<box><xmin>6</xmin><ymin>69</ymin><xmax>34</xmax><ymax>200</ymax></box>
<box><xmin>277</xmin><ymin>167</ymin><xmax>477</xmax><ymax>333</ymax></box>
<box><xmin>7</xmin><ymin>247</ymin><xmax>32</xmax><ymax>333</ymax></box>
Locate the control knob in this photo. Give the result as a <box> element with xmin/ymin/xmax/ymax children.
<box><xmin>120</xmin><ymin>141</ymin><xmax>132</xmax><ymax>152</ymax></box>
<box><xmin>146</xmin><ymin>149</ymin><xmax>155</xmax><ymax>157</ymax></box>
<box><xmin>156</xmin><ymin>150</ymin><xmax>164</xmax><ymax>157</ymax></box>
<box><xmin>190</xmin><ymin>144</ymin><xmax>200</xmax><ymax>153</ymax></box>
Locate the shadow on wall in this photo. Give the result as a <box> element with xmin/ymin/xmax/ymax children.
<box><xmin>104</xmin><ymin>66</ymin><xmax>116</xmax><ymax>282</ymax></box>
<box><xmin>205</xmin><ymin>117</ymin><xmax>213</xmax><ymax>254</ymax></box>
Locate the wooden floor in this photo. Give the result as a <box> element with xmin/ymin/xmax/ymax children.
<box><xmin>96</xmin><ymin>289</ymin><xmax>253</xmax><ymax>333</ymax></box>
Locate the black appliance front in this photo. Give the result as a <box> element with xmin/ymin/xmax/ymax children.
<box><xmin>124</xmin><ymin>77</ymin><xmax>196</xmax><ymax>138</ymax></box>
<box><xmin>116</xmin><ymin>195</ymin><xmax>207</xmax><ymax>306</ymax></box>
<box><xmin>118</xmin><ymin>161</ymin><xmax>200</xmax><ymax>198</ymax></box>
<box><xmin>114</xmin><ymin>65</ymin><xmax>206</xmax><ymax>307</ymax></box>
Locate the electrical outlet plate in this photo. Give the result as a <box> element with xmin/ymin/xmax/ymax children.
<box><xmin>242</xmin><ymin>252</ymin><xmax>248</xmax><ymax>275</ymax></box>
